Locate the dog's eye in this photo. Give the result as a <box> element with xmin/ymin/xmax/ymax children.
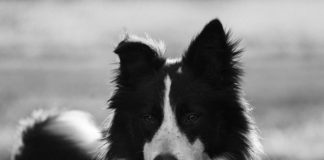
<box><xmin>183</xmin><ymin>112</ymin><xmax>200</xmax><ymax>125</ymax></box>
<box><xmin>142</xmin><ymin>114</ymin><xmax>156</xmax><ymax>124</ymax></box>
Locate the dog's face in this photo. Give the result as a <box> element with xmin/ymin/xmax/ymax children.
<box><xmin>105</xmin><ymin>19</ymin><xmax>260</xmax><ymax>160</ymax></box>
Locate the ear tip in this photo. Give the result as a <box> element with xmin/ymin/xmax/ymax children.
<box><xmin>206</xmin><ymin>18</ymin><xmax>223</xmax><ymax>29</ymax></box>
<box><xmin>202</xmin><ymin>18</ymin><xmax>225</xmax><ymax>35</ymax></box>
<box><xmin>113</xmin><ymin>40</ymin><xmax>126</xmax><ymax>55</ymax></box>
<box><xmin>208</xmin><ymin>18</ymin><xmax>223</xmax><ymax>27</ymax></box>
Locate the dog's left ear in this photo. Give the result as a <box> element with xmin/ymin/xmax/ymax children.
<box><xmin>183</xmin><ymin>19</ymin><xmax>241</xmax><ymax>88</ymax></box>
<box><xmin>114</xmin><ymin>37</ymin><xmax>165</xmax><ymax>86</ymax></box>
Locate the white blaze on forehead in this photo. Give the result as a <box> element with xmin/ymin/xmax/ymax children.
<box><xmin>143</xmin><ymin>76</ymin><xmax>209</xmax><ymax>160</ymax></box>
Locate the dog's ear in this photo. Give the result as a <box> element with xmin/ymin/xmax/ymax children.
<box><xmin>183</xmin><ymin>19</ymin><xmax>242</xmax><ymax>88</ymax></box>
<box><xmin>114</xmin><ymin>37</ymin><xmax>165</xmax><ymax>86</ymax></box>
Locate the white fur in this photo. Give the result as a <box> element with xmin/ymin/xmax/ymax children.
<box><xmin>143</xmin><ymin>76</ymin><xmax>209</xmax><ymax>160</ymax></box>
<box><xmin>45</xmin><ymin>110</ymin><xmax>102</xmax><ymax>152</ymax></box>
<box><xmin>121</xmin><ymin>33</ymin><xmax>166</xmax><ymax>55</ymax></box>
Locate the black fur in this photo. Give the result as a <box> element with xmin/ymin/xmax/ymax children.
<box><xmin>104</xmin><ymin>19</ymin><xmax>261</xmax><ymax>160</ymax></box>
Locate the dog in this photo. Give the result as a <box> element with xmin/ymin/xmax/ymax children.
<box><xmin>12</xmin><ymin>19</ymin><xmax>262</xmax><ymax>160</ymax></box>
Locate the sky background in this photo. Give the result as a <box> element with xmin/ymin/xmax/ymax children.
<box><xmin>0</xmin><ymin>0</ymin><xmax>324</xmax><ymax>160</ymax></box>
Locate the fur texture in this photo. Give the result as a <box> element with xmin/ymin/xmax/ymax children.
<box><xmin>104</xmin><ymin>19</ymin><xmax>262</xmax><ymax>160</ymax></box>
<box><xmin>12</xmin><ymin>110</ymin><xmax>101</xmax><ymax>160</ymax></box>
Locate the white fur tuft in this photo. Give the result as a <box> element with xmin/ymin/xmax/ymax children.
<box><xmin>44</xmin><ymin>110</ymin><xmax>102</xmax><ymax>152</ymax></box>
<box><xmin>120</xmin><ymin>33</ymin><xmax>166</xmax><ymax>55</ymax></box>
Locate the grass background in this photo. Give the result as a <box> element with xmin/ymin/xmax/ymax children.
<box><xmin>0</xmin><ymin>1</ymin><xmax>324</xmax><ymax>160</ymax></box>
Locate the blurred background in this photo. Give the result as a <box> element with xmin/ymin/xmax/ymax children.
<box><xmin>0</xmin><ymin>0</ymin><xmax>323</xmax><ymax>160</ymax></box>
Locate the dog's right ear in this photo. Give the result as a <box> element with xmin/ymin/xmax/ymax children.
<box><xmin>114</xmin><ymin>36</ymin><xmax>165</xmax><ymax>86</ymax></box>
<box><xmin>182</xmin><ymin>19</ymin><xmax>242</xmax><ymax>88</ymax></box>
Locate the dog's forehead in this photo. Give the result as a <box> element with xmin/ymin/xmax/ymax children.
<box><xmin>126</xmin><ymin>58</ymin><xmax>212</xmax><ymax>111</ymax></box>
<box><xmin>163</xmin><ymin>59</ymin><xmax>182</xmax><ymax>76</ymax></box>
<box><xmin>162</xmin><ymin>60</ymin><xmax>212</xmax><ymax>102</ymax></box>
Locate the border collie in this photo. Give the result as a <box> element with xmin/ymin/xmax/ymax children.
<box><xmin>12</xmin><ymin>19</ymin><xmax>262</xmax><ymax>160</ymax></box>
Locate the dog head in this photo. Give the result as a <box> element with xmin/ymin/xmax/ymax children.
<box><xmin>103</xmin><ymin>19</ymin><xmax>262</xmax><ymax>160</ymax></box>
